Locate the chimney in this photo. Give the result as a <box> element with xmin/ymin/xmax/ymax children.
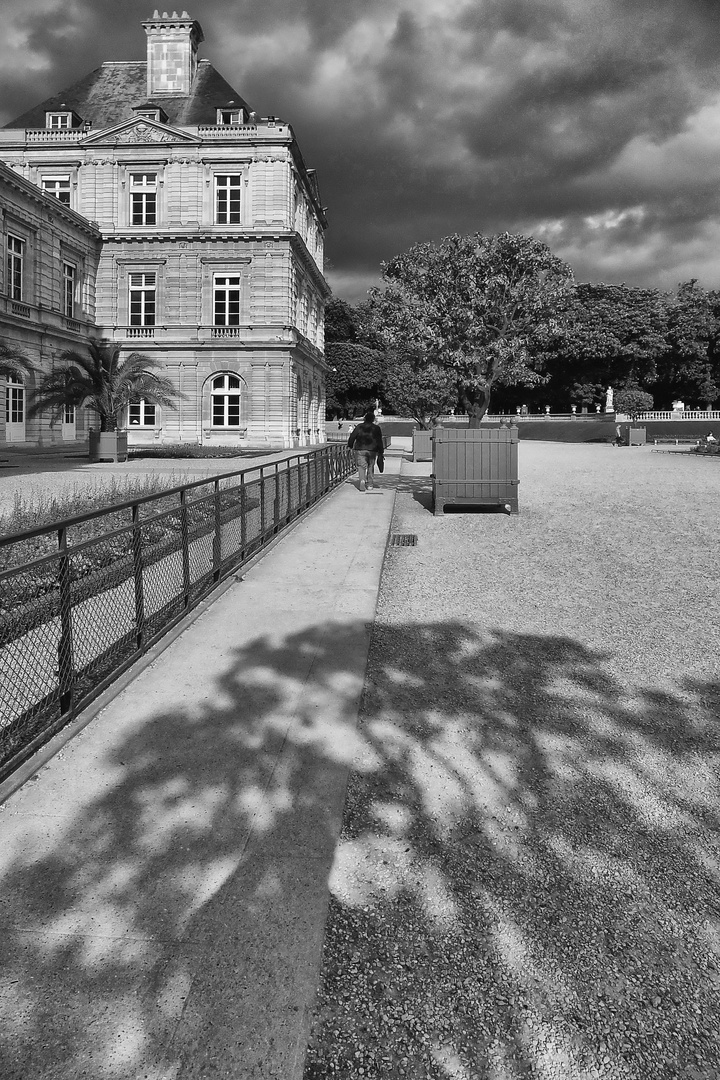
<box><xmin>142</xmin><ymin>10</ymin><xmax>204</xmax><ymax>96</ymax></box>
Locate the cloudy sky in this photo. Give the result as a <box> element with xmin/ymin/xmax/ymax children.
<box><xmin>3</xmin><ymin>0</ymin><xmax>720</xmax><ymax>302</ymax></box>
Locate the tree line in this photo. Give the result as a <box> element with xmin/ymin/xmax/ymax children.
<box><xmin>325</xmin><ymin>233</ymin><xmax>720</xmax><ymax>426</ymax></box>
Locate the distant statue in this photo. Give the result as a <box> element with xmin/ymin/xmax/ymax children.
<box><xmin>605</xmin><ymin>386</ymin><xmax>614</xmax><ymax>412</ymax></box>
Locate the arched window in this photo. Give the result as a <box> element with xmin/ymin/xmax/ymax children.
<box><xmin>212</xmin><ymin>373</ymin><xmax>242</xmax><ymax>427</ymax></box>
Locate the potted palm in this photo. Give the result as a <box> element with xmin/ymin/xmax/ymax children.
<box><xmin>0</xmin><ymin>341</ymin><xmax>35</xmax><ymax>381</ymax></box>
<box><xmin>29</xmin><ymin>341</ymin><xmax>182</xmax><ymax>462</ymax></box>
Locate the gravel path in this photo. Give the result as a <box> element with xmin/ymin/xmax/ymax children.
<box><xmin>304</xmin><ymin>443</ymin><xmax>720</xmax><ymax>1080</ymax></box>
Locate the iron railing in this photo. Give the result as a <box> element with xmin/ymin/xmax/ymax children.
<box><xmin>0</xmin><ymin>444</ymin><xmax>354</xmax><ymax>781</ymax></box>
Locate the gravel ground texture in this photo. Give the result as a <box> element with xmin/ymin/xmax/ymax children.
<box><xmin>304</xmin><ymin>443</ymin><xmax>720</xmax><ymax>1080</ymax></box>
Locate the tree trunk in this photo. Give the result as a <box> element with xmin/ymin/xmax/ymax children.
<box><xmin>467</xmin><ymin>385</ymin><xmax>491</xmax><ymax>428</ymax></box>
<box><xmin>101</xmin><ymin>413</ymin><xmax>117</xmax><ymax>432</ymax></box>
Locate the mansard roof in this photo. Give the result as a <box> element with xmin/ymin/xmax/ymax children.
<box><xmin>4</xmin><ymin>61</ymin><xmax>252</xmax><ymax>130</ymax></box>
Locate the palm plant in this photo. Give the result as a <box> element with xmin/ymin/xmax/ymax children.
<box><xmin>28</xmin><ymin>341</ymin><xmax>182</xmax><ymax>431</ymax></box>
<box><xmin>0</xmin><ymin>341</ymin><xmax>36</xmax><ymax>381</ymax></box>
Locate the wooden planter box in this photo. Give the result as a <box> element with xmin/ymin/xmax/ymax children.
<box><xmin>413</xmin><ymin>428</ymin><xmax>433</xmax><ymax>461</ymax></box>
<box><xmin>628</xmin><ymin>426</ymin><xmax>647</xmax><ymax>446</ymax></box>
<box><xmin>432</xmin><ymin>426</ymin><xmax>519</xmax><ymax>515</ymax></box>
<box><xmin>89</xmin><ymin>430</ymin><xmax>128</xmax><ymax>463</ymax></box>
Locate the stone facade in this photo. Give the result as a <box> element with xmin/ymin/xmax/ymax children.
<box><xmin>0</xmin><ymin>161</ymin><xmax>102</xmax><ymax>445</ymax></box>
<box><xmin>0</xmin><ymin>11</ymin><xmax>329</xmax><ymax>448</ymax></box>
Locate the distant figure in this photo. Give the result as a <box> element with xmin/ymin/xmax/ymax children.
<box><xmin>605</xmin><ymin>386</ymin><xmax>614</xmax><ymax>412</ymax></box>
<box><xmin>706</xmin><ymin>432</ymin><xmax>717</xmax><ymax>444</ymax></box>
<box><xmin>614</xmin><ymin>423</ymin><xmax>624</xmax><ymax>447</ymax></box>
<box><xmin>348</xmin><ymin>410</ymin><xmax>384</xmax><ymax>491</ymax></box>
<box><xmin>337</xmin><ymin>421</ymin><xmax>343</xmax><ymax>431</ymax></box>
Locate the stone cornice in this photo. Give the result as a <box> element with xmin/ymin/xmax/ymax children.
<box><xmin>0</xmin><ymin>161</ymin><xmax>101</xmax><ymax>239</ymax></box>
<box><xmin>289</xmin><ymin>234</ymin><xmax>331</xmax><ymax>297</ymax></box>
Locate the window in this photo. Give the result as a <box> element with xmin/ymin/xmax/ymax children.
<box><xmin>211</xmin><ymin>373</ymin><xmax>242</xmax><ymax>427</ymax></box>
<box><xmin>213</xmin><ymin>275</ymin><xmax>241</xmax><ymax>325</ymax></box>
<box><xmin>5</xmin><ymin>378</ymin><xmax>24</xmax><ymax>424</ymax></box>
<box><xmin>129</xmin><ymin>272</ymin><xmax>156</xmax><ymax>326</ymax></box>
<box><xmin>63</xmin><ymin>262</ymin><xmax>76</xmax><ymax>318</ymax></box>
<box><xmin>63</xmin><ymin>404</ymin><xmax>76</xmax><ymax>425</ymax></box>
<box><xmin>128</xmin><ymin>400</ymin><xmax>157</xmax><ymax>426</ymax></box>
<box><xmin>46</xmin><ymin>112</ymin><xmax>72</xmax><ymax>129</ymax></box>
<box><xmin>7</xmin><ymin>236</ymin><xmax>24</xmax><ymax>301</ymax></box>
<box><xmin>130</xmin><ymin>173</ymin><xmax>157</xmax><ymax>226</ymax></box>
<box><xmin>215</xmin><ymin>175</ymin><xmax>241</xmax><ymax>224</ymax></box>
<box><xmin>217</xmin><ymin>109</ymin><xmax>243</xmax><ymax>125</ymax></box>
<box><xmin>136</xmin><ymin>110</ymin><xmax>160</xmax><ymax>121</ymax></box>
<box><xmin>42</xmin><ymin>177</ymin><xmax>71</xmax><ymax>204</ymax></box>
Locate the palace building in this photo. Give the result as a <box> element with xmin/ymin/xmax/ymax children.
<box><xmin>0</xmin><ymin>10</ymin><xmax>329</xmax><ymax>448</ymax></box>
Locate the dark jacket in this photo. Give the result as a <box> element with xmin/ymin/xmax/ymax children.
<box><xmin>348</xmin><ymin>422</ymin><xmax>384</xmax><ymax>455</ymax></box>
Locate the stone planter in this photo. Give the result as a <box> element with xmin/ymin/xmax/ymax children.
<box><xmin>89</xmin><ymin>430</ymin><xmax>128</xmax><ymax>462</ymax></box>
<box><xmin>432</xmin><ymin>425</ymin><xmax>519</xmax><ymax>515</ymax></box>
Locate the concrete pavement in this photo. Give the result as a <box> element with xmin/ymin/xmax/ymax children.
<box><xmin>0</xmin><ymin>450</ymin><xmax>401</xmax><ymax>1080</ymax></box>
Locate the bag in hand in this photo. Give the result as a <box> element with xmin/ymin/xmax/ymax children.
<box><xmin>377</xmin><ymin>456</ymin><xmax>385</xmax><ymax>473</ymax></box>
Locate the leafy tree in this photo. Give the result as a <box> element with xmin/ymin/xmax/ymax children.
<box><xmin>614</xmin><ymin>385</ymin><xmax>654</xmax><ymax>420</ymax></box>
<box><xmin>544</xmin><ymin>283</ymin><xmax>669</xmax><ymax>407</ymax></box>
<box><xmin>571</xmin><ymin>381</ymin><xmax>605</xmax><ymax>409</ymax></box>
<box><xmin>0</xmin><ymin>341</ymin><xmax>35</xmax><ymax>381</ymax></box>
<box><xmin>383</xmin><ymin>352</ymin><xmax>458</xmax><ymax>428</ymax></box>
<box><xmin>29</xmin><ymin>341</ymin><xmax>182</xmax><ymax>432</ymax></box>
<box><xmin>324</xmin><ymin>297</ymin><xmax>359</xmax><ymax>344</ymax></box>
<box><xmin>365</xmin><ymin>232</ymin><xmax>575</xmax><ymax>424</ymax></box>
<box><xmin>324</xmin><ymin>342</ymin><xmax>384</xmax><ymax>419</ymax></box>
<box><xmin>655</xmin><ymin>281</ymin><xmax>720</xmax><ymax>407</ymax></box>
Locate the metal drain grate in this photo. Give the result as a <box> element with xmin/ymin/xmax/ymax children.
<box><xmin>389</xmin><ymin>533</ymin><xmax>418</xmax><ymax>547</ymax></box>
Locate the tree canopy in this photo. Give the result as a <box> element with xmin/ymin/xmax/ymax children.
<box><xmin>364</xmin><ymin>232</ymin><xmax>575</xmax><ymax>423</ymax></box>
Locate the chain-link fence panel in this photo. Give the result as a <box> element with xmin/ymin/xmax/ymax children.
<box><xmin>0</xmin><ymin>445</ymin><xmax>355</xmax><ymax>779</ymax></box>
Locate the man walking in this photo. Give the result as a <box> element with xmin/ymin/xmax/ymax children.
<box><xmin>348</xmin><ymin>410</ymin><xmax>385</xmax><ymax>490</ymax></box>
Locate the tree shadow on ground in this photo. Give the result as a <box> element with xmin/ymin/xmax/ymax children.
<box><xmin>0</xmin><ymin>621</ymin><xmax>719</xmax><ymax>1079</ymax></box>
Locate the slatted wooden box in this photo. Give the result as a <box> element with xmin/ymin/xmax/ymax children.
<box><xmin>432</xmin><ymin>426</ymin><xmax>519</xmax><ymax>515</ymax></box>
<box><xmin>413</xmin><ymin>428</ymin><xmax>433</xmax><ymax>461</ymax></box>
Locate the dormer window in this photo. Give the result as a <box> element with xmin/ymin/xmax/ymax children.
<box><xmin>132</xmin><ymin>104</ymin><xmax>168</xmax><ymax>124</ymax></box>
<box><xmin>217</xmin><ymin>108</ymin><xmax>244</xmax><ymax>125</ymax></box>
<box><xmin>46</xmin><ymin>112</ymin><xmax>72</xmax><ymax>129</ymax></box>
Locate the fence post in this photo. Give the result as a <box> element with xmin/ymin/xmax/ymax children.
<box><xmin>131</xmin><ymin>503</ymin><xmax>145</xmax><ymax>651</ymax></box>
<box><xmin>180</xmin><ymin>488</ymin><xmax>191</xmax><ymax>608</ymax></box>
<box><xmin>260</xmin><ymin>465</ymin><xmax>266</xmax><ymax>537</ymax></box>
<box><xmin>274</xmin><ymin>463</ymin><xmax>280</xmax><ymax>532</ymax></box>
<box><xmin>213</xmin><ymin>478</ymin><xmax>221</xmax><ymax>582</ymax></box>
<box><xmin>287</xmin><ymin>460</ymin><xmax>293</xmax><ymax>519</ymax></box>
<box><xmin>240</xmin><ymin>478</ymin><xmax>247</xmax><ymax>557</ymax></box>
<box><xmin>57</xmin><ymin>525</ymin><xmax>74</xmax><ymax>716</ymax></box>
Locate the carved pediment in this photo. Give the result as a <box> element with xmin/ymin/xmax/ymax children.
<box><xmin>81</xmin><ymin>118</ymin><xmax>201</xmax><ymax>147</ymax></box>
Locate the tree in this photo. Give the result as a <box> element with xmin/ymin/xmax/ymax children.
<box><xmin>614</xmin><ymin>385</ymin><xmax>654</xmax><ymax>420</ymax></box>
<box><xmin>544</xmin><ymin>283</ymin><xmax>669</xmax><ymax>407</ymax></box>
<box><xmin>324</xmin><ymin>297</ymin><xmax>359</xmax><ymax>344</ymax></box>
<box><xmin>0</xmin><ymin>341</ymin><xmax>35</xmax><ymax>381</ymax></box>
<box><xmin>364</xmin><ymin>232</ymin><xmax>575</xmax><ymax>424</ymax></box>
<box><xmin>324</xmin><ymin>342</ymin><xmax>385</xmax><ymax>419</ymax></box>
<box><xmin>655</xmin><ymin>281</ymin><xmax>720</xmax><ymax>407</ymax></box>
<box><xmin>29</xmin><ymin>341</ymin><xmax>182</xmax><ymax>431</ymax></box>
<box><xmin>383</xmin><ymin>352</ymin><xmax>458</xmax><ymax>428</ymax></box>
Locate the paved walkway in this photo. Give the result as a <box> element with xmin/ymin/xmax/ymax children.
<box><xmin>0</xmin><ymin>451</ymin><xmax>401</xmax><ymax>1080</ymax></box>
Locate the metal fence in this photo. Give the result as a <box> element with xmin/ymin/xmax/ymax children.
<box><xmin>0</xmin><ymin>444</ymin><xmax>354</xmax><ymax>781</ymax></box>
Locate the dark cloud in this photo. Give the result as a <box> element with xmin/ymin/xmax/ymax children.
<box><xmin>4</xmin><ymin>0</ymin><xmax>720</xmax><ymax>300</ymax></box>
